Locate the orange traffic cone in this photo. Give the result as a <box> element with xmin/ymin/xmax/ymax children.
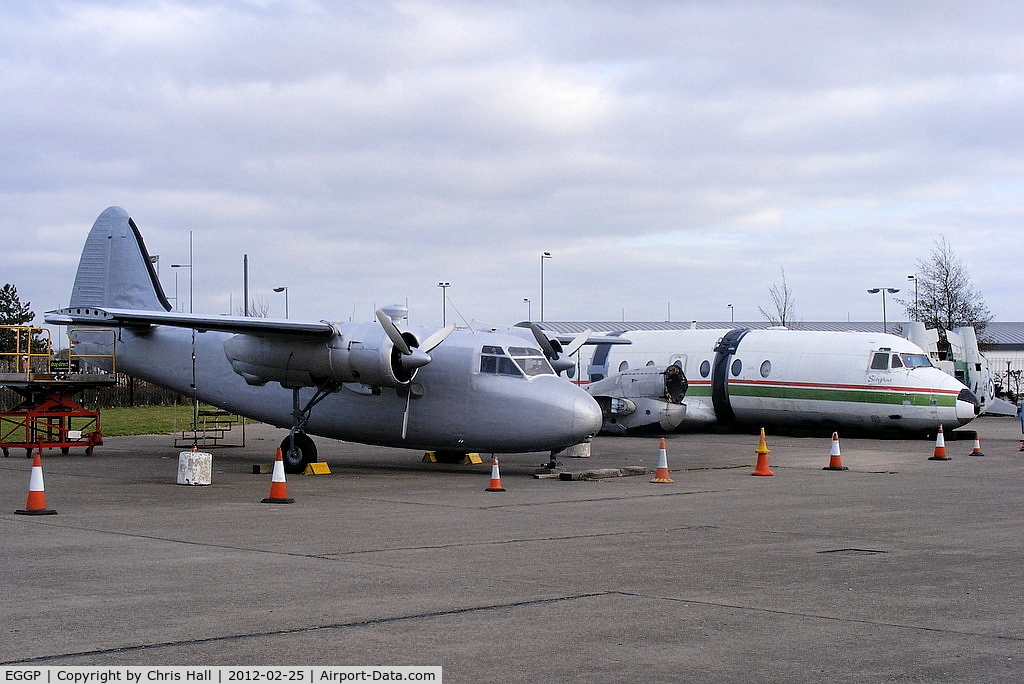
<box><xmin>968</xmin><ymin>434</ymin><xmax>985</xmax><ymax>457</ymax></box>
<box><xmin>261</xmin><ymin>449</ymin><xmax>294</xmax><ymax>503</ymax></box>
<box><xmin>751</xmin><ymin>428</ymin><xmax>774</xmax><ymax>476</ymax></box>
<box><xmin>928</xmin><ymin>425</ymin><xmax>951</xmax><ymax>461</ymax></box>
<box><xmin>15</xmin><ymin>450</ymin><xmax>57</xmax><ymax>515</ymax></box>
<box><xmin>823</xmin><ymin>432</ymin><xmax>848</xmax><ymax>471</ymax></box>
<box><xmin>485</xmin><ymin>457</ymin><xmax>506</xmax><ymax>492</ymax></box>
<box><xmin>650</xmin><ymin>437</ymin><xmax>675</xmax><ymax>483</ymax></box>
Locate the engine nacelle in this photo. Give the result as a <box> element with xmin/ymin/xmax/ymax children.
<box><xmin>586</xmin><ymin>365</ymin><xmax>689</xmax><ymax>433</ymax></box>
<box><xmin>586</xmin><ymin>365</ymin><xmax>687</xmax><ymax>403</ymax></box>
<box><xmin>223</xmin><ymin>326</ymin><xmax>417</xmax><ymax>389</ymax></box>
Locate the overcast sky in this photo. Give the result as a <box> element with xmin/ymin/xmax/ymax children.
<box><xmin>3</xmin><ymin>1</ymin><xmax>1022</xmax><ymax>330</ymax></box>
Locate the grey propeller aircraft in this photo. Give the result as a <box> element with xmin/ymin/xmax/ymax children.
<box><xmin>46</xmin><ymin>207</ymin><xmax>603</xmax><ymax>472</ymax></box>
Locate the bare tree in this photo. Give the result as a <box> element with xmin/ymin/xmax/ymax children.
<box><xmin>758</xmin><ymin>267</ymin><xmax>797</xmax><ymax>327</ymax></box>
<box><xmin>905</xmin><ymin>235</ymin><xmax>991</xmax><ymax>335</ymax></box>
<box><xmin>237</xmin><ymin>295</ymin><xmax>271</xmax><ymax>318</ymax></box>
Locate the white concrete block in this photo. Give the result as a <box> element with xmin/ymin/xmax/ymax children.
<box><xmin>177</xmin><ymin>450</ymin><xmax>212</xmax><ymax>485</ymax></box>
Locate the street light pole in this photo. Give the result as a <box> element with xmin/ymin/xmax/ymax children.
<box><xmin>170</xmin><ymin>266</ymin><xmax>192</xmax><ymax>311</ymax></box>
<box><xmin>867</xmin><ymin>287</ymin><xmax>900</xmax><ymax>333</ymax></box>
<box><xmin>540</xmin><ymin>251</ymin><xmax>551</xmax><ymax>322</ymax></box>
<box><xmin>524</xmin><ymin>298</ymin><xmax>531</xmax><ymax>321</ymax></box>
<box><xmin>273</xmin><ymin>286</ymin><xmax>289</xmax><ymax>319</ymax></box>
<box><xmin>438</xmin><ymin>282</ymin><xmax>450</xmax><ymax>326</ymax></box>
<box><xmin>170</xmin><ymin>230</ymin><xmax>194</xmax><ymax>313</ymax></box>
<box><xmin>907</xmin><ymin>275</ymin><xmax>919</xmax><ymax>317</ymax></box>
<box><xmin>727</xmin><ymin>303</ymin><xmax>734</xmax><ymax>323</ymax></box>
<box><xmin>243</xmin><ymin>254</ymin><xmax>249</xmax><ymax>317</ymax></box>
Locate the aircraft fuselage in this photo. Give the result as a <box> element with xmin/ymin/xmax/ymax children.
<box><xmin>580</xmin><ymin>328</ymin><xmax>979</xmax><ymax>435</ymax></box>
<box><xmin>95</xmin><ymin>324</ymin><xmax>601</xmax><ymax>454</ymax></box>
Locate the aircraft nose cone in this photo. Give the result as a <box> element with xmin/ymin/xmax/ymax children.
<box><xmin>955</xmin><ymin>388</ymin><xmax>980</xmax><ymax>424</ymax></box>
<box><xmin>573</xmin><ymin>394</ymin><xmax>603</xmax><ymax>442</ymax></box>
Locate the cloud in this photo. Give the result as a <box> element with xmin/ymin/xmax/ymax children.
<box><xmin>1</xmin><ymin>0</ymin><xmax>1021</xmax><ymax>328</ymax></box>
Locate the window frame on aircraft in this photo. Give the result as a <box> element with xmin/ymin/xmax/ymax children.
<box><xmin>869</xmin><ymin>351</ymin><xmax>931</xmax><ymax>371</ymax></box>
<box><xmin>899</xmin><ymin>353</ymin><xmax>932</xmax><ymax>369</ymax></box>
<box><xmin>508</xmin><ymin>346</ymin><xmax>555</xmax><ymax>377</ymax></box>
<box><xmin>699</xmin><ymin>360</ymin><xmax>711</xmax><ymax>378</ymax></box>
<box><xmin>479</xmin><ymin>345</ymin><xmax>523</xmax><ymax>377</ymax></box>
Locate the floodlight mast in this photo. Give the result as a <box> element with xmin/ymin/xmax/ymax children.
<box><xmin>867</xmin><ymin>287</ymin><xmax>900</xmax><ymax>333</ymax></box>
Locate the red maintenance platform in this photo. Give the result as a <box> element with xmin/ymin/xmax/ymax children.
<box><xmin>1</xmin><ymin>326</ymin><xmax>115</xmax><ymax>457</ymax></box>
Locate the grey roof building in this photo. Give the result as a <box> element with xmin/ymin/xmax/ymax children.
<box><xmin>534</xmin><ymin>320</ymin><xmax>1024</xmax><ymax>345</ymax></box>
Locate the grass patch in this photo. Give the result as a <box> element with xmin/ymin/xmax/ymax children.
<box><xmin>99</xmin><ymin>405</ymin><xmax>220</xmax><ymax>436</ymax></box>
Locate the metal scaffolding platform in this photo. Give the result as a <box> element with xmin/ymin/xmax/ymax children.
<box><xmin>0</xmin><ymin>326</ymin><xmax>115</xmax><ymax>457</ymax></box>
<box><xmin>174</xmin><ymin>407</ymin><xmax>247</xmax><ymax>448</ymax></box>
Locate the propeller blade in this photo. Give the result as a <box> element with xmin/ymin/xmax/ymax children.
<box><xmin>400</xmin><ymin>383</ymin><xmax>423</xmax><ymax>440</ymax></box>
<box><xmin>562</xmin><ymin>329</ymin><xmax>592</xmax><ymax>357</ymax></box>
<box><xmin>376</xmin><ymin>308</ymin><xmax>412</xmax><ymax>355</ymax></box>
<box><xmin>402</xmin><ymin>390</ymin><xmax>412</xmax><ymax>440</ymax></box>
<box><xmin>420</xmin><ymin>324</ymin><xmax>455</xmax><ymax>353</ymax></box>
<box><xmin>529</xmin><ymin>323</ymin><xmax>558</xmax><ymax>360</ymax></box>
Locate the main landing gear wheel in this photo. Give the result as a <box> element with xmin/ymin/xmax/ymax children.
<box><xmin>280</xmin><ymin>432</ymin><xmax>317</xmax><ymax>474</ymax></box>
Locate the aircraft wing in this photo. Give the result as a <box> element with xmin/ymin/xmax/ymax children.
<box><xmin>549</xmin><ymin>333</ymin><xmax>632</xmax><ymax>346</ymax></box>
<box><xmin>45</xmin><ymin>307</ymin><xmax>336</xmax><ymax>337</ymax></box>
<box><xmin>470</xmin><ymin>321</ymin><xmax>632</xmax><ymax>346</ymax></box>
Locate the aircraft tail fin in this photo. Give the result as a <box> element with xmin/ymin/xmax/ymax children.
<box><xmin>69</xmin><ymin>207</ymin><xmax>172</xmax><ymax>312</ymax></box>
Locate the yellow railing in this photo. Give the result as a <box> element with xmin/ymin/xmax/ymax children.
<box><xmin>0</xmin><ymin>326</ymin><xmax>116</xmax><ymax>378</ymax></box>
<box><xmin>0</xmin><ymin>326</ymin><xmax>53</xmax><ymax>376</ymax></box>
<box><xmin>66</xmin><ymin>328</ymin><xmax>117</xmax><ymax>375</ymax></box>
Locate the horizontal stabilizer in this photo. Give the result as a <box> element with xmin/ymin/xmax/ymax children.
<box><xmin>45</xmin><ymin>306</ymin><xmax>336</xmax><ymax>337</ymax></box>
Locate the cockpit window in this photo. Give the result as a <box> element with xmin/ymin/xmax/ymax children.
<box><xmin>900</xmin><ymin>353</ymin><xmax>932</xmax><ymax>369</ymax></box>
<box><xmin>508</xmin><ymin>346</ymin><xmax>555</xmax><ymax>377</ymax></box>
<box><xmin>869</xmin><ymin>351</ymin><xmax>934</xmax><ymax>371</ymax></box>
<box><xmin>480</xmin><ymin>345</ymin><xmax>555</xmax><ymax>378</ymax></box>
<box><xmin>480</xmin><ymin>346</ymin><xmax>522</xmax><ymax>376</ymax></box>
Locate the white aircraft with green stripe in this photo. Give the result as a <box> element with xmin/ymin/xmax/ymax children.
<box><xmin>578</xmin><ymin>327</ymin><xmax>979</xmax><ymax>436</ymax></box>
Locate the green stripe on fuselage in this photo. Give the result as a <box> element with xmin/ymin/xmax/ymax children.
<box><xmin>687</xmin><ymin>383</ymin><xmax>956</xmax><ymax>407</ymax></box>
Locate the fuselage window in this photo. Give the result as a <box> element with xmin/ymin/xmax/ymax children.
<box><xmin>480</xmin><ymin>346</ymin><xmax>524</xmax><ymax>377</ymax></box>
<box><xmin>870</xmin><ymin>352</ymin><xmax>889</xmax><ymax>370</ymax></box>
<box><xmin>760</xmin><ymin>360</ymin><xmax>772</xmax><ymax>378</ymax></box>
<box><xmin>731</xmin><ymin>359</ymin><xmax>742</xmax><ymax>377</ymax></box>
<box><xmin>619</xmin><ymin>360</ymin><xmax>629</xmax><ymax>372</ymax></box>
<box><xmin>699</xmin><ymin>360</ymin><xmax>711</xmax><ymax>378</ymax></box>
